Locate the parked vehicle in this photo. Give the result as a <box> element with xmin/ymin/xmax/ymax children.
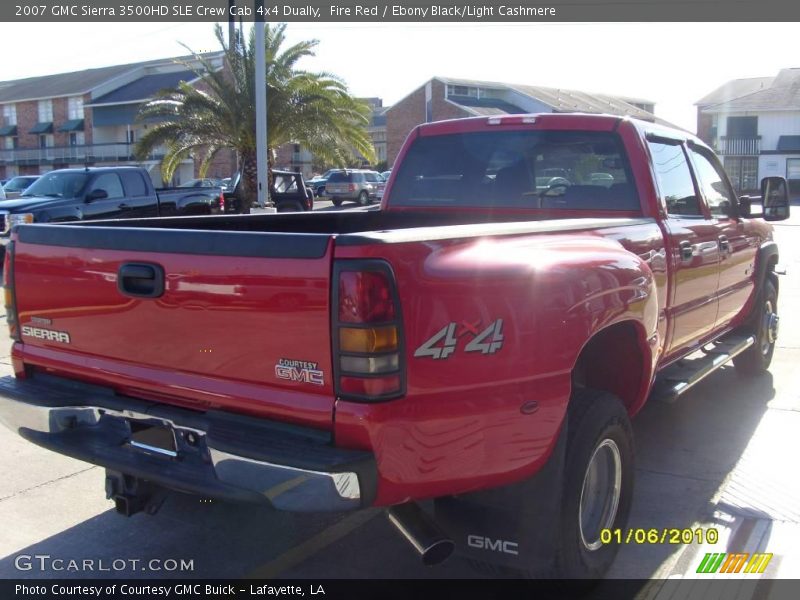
<box><xmin>0</xmin><ymin>166</ymin><xmax>224</xmax><ymax>255</ymax></box>
<box><xmin>375</xmin><ymin>172</ymin><xmax>390</xmax><ymax>200</ymax></box>
<box><xmin>224</xmin><ymin>170</ymin><xmax>314</xmax><ymax>213</ymax></box>
<box><xmin>308</xmin><ymin>169</ymin><xmax>339</xmax><ymax>197</ymax></box>
<box><xmin>325</xmin><ymin>169</ymin><xmax>382</xmax><ymax>206</ymax></box>
<box><xmin>2</xmin><ymin>176</ymin><xmax>39</xmax><ymax>199</ymax></box>
<box><xmin>0</xmin><ymin>113</ymin><xmax>790</xmax><ymax>579</ymax></box>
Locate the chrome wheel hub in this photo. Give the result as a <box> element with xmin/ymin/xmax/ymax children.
<box><xmin>579</xmin><ymin>439</ymin><xmax>622</xmax><ymax>552</ymax></box>
<box><xmin>762</xmin><ymin>300</ymin><xmax>778</xmax><ymax>355</ymax></box>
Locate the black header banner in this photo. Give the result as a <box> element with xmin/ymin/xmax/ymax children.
<box><xmin>2</xmin><ymin>0</ymin><xmax>800</xmax><ymax>22</ymax></box>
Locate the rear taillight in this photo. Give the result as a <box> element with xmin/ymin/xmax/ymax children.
<box><xmin>3</xmin><ymin>241</ymin><xmax>20</xmax><ymax>342</ymax></box>
<box><xmin>333</xmin><ymin>261</ymin><xmax>405</xmax><ymax>401</ymax></box>
<box><xmin>218</xmin><ymin>191</ymin><xmax>225</xmax><ymax>212</ymax></box>
<box><xmin>348</xmin><ymin>183</ymin><xmax>356</xmax><ymax>192</ymax></box>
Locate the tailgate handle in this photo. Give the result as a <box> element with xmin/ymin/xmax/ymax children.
<box><xmin>118</xmin><ymin>263</ymin><xmax>165</xmax><ymax>298</ymax></box>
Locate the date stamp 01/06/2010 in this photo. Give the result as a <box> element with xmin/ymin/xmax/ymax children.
<box><xmin>600</xmin><ymin>527</ymin><xmax>719</xmax><ymax>545</ymax></box>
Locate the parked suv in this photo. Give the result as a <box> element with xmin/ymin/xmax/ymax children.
<box><xmin>325</xmin><ymin>169</ymin><xmax>382</xmax><ymax>206</ymax></box>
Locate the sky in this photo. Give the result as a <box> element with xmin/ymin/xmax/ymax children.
<box><xmin>0</xmin><ymin>21</ymin><xmax>797</xmax><ymax>133</ymax></box>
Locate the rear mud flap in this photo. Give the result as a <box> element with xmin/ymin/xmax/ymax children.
<box><xmin>434</xmin><ymin>422</ymin><xmax>566</xmax><ymax>573</ymax></box>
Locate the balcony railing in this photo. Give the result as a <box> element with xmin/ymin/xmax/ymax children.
<box><xmin>0</xmin><ymin>143</ymin><xmax>165</xmax><ymax>165</ymax></box>
<box><xmin>719</xmin><ymin>137</ymin><xmax>761</xmax><ymax>156</ymax></box>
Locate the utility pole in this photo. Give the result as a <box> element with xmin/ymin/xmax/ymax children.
<box><xmin>254</xmin><ymin>0</ymin><xmax>269</xmax><ymax>208</ymax></box>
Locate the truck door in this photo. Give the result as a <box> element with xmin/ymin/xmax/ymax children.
<box><xmin>687</xmin><ymin>145</ymin><xmax>758</xmax><ymax>329</ymax></box>
<box><xmin>118</xmin><ymin>169</ymin><xmax>160</xmax><ymax>217</ymax></box>
<box><xmin>647</xmin><ymin>139</ymin><xmax>721</xmax><ymax>357</ymax></box>
<box><xmin>80</xmin><ymin>173</ymin><xmax>127</xmax><ymax>220</ymax></box>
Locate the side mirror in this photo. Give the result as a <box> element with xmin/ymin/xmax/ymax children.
<box><xmin>86</xmin><ymin>189</ymin><xmax>108</xmax><ymax>202</ymax></box>
<box><xmin>761</xmin><ymin>176</ymin><xmax>790</xmax><ymax>221</ymax></box>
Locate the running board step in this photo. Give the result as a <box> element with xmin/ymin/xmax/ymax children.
<box><xmin>650</xmin><ymin>334</ymin><xmax>755</xmax><ymax>403</ymax></box>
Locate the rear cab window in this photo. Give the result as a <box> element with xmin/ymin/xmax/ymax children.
<box><xmin>388</xmin><ymin>130</ymin><xmax>640</xmax><ymax>211</ymax></box>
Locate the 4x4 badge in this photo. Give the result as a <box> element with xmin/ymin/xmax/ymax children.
<box><xmin>414</xmin><ymin>319</ymin><xmax>504</xmax><ymax>360</ymax></box>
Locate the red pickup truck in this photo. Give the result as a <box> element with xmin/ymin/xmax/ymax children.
<box><xmin>0</xmin><ymin>114</ymin><xmax>790</xmax><ymax>578</ymax></box>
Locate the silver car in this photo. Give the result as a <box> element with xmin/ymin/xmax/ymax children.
<box><xmin>325</xmin><ymin>170</ymin><xmax>383</xmax><ymax>206</ymax></box>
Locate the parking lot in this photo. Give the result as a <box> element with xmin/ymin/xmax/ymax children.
<box><xmin>0</xmin><ymin>206</ymin><xmax>798</xmax><ymax>585</ymax></box>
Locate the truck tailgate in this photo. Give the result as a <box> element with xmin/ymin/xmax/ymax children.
<box><xmin>11</xmin><ymin>225</ymin><xmax>336</xmax><ymax>429</ymax></box>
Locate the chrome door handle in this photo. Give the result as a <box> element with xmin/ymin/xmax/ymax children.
<box><xmin>679</xmin><ymin>240</ymin><xmax>693</xmax><ymax>261</ymax></box>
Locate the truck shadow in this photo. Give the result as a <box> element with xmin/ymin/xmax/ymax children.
<box><xmin>0</xmin><ymin>366</ymin><xmax>776</xmax><ymax>582</ymax></box>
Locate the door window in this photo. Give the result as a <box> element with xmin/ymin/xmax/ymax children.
<box><xmin>120</xmin><ymin>171</ymin><xmax>148</xmax><ymax>197</ymax></box>
<box><xmin>689</xmin><ymin>148</ymin><xmax>737</xmax><ymax>218</ymax></box>
<box><xmin>90</xmin><ymin>173</ymin><xmax>124</xmax><ymax>199</ymax></box>
<box><xmin>647</xmin><ymin>141</ymin><xmax>700</xmax><ymax>216</ymax></box>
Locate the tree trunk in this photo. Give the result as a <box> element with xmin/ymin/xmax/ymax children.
<box><xmin>238</xmin><ymin>149</ymin><xmax>256</xmax><ymax>214</ymax></box>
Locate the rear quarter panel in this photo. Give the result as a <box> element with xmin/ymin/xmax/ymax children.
<box><xmin>334</xmin><ymin>220</ymin><xmax>666</xmax><ymax>505</ymax></box>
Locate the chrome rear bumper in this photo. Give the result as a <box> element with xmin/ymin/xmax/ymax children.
<box><xmin>0</xmin><ymin>374</ymin><xmax>375</xmax><ymax>512</ymax></box>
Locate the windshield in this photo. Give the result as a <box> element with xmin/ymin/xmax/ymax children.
<box><xmin>389</xmin><ymin>130</ymin><xmax>639</xmax><ymax>210</ymax></box>
<box><xmin>22</xmin><ymin>172</ymin><xmax>89</xmax><ymax>198</ymax></box>
<box><xmin>4</xmin><ymin>177</ymin><xmax>37</xmax><ymax>193</ymax></box>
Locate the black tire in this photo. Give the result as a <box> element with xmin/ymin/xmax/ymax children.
<box><xmin>733</xmin><ymin>278</ymin><xmax>778</xmax><ymax>376</ymax></box>
<box><xmin>357</xmin><ymin>190</ymin><xmax>370</xmax><ymax>206</ymax></box>
<box><xmin>553</xmin><ymin>389</ymin><xmax>634</xmax><ymax>579</ymax></box>
<box><xmin>331</xmin><ymin>197</ymin><xmax>343</xmax><ymax>207</ymax></box>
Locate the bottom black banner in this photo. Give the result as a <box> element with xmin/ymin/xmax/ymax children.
<box><xmin>3</xmin><ymin>579</ymin><xmax>798</xmax><ymax>600</ymax></box>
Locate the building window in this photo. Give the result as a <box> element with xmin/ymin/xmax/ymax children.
<box><xmin>38</xmin><ymin>100</ymin><xmax>53</xmax><ymax>122</ymax></box>
<box><xmin>723</xmin><ymin>156</ymin><xmax>758</xmax><ymax>193</ymax></box>
<box><xmin>127</xmin><ymin>129</ymin><xmax>136</xmax><ymax>144</ymax></box>
<box><xmin>4</xmin><ymin>137</ymin><xmax>18</xmax><ymax>150</ymax></box>
<box><xmin>446</xmin><ymin>85</ymin><xmax>479</xmax><ymax>98</ymax></box>
<box><xmin>2</xmin><ymin>104</ymin><xmax>16</xmax><ymax>126</ymax></box>
<box><xmin>39</xmin><ymin>134</ymin><xmax>53</xmax><ymax>148</ymax></box>
<box><xmin>69</xmin><ymin>132</ymin><xmax>85</xmax><ymax>146</ymax></box>
<box><xmin>68</xmin><ymin>96</ymin><xmax>84</xmax><ymax>119</ymax></box>
<box><xmin>726</xmin><ymin>116</ymin><xmax>757</xmax><ymax>138</ymax></box>
<box><xmin>786</xmin><ymin>158</ymin><xmax>800</xmax><ymax>181</ymax></box>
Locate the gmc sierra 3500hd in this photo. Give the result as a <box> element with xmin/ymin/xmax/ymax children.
<box><xmin>0</xmin><ymin>113</ymin><xmax>790</xmax><ymax>578</ymax></box>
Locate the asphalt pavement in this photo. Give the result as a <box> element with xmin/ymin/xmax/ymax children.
<box><xmin>0</xmin><ymin>206</ymin><xmax>798</xmax><ymax>586</ymax></box>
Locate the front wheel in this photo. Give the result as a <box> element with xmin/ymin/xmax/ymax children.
<box><xmin>733</xmin><ymin>278</ymin><xmax>778</xmax><ymax>376</ymax></box>
<box><xmin>554</xmin><ymin>389</ymin><xmax>634</xmax><ymax>579</ymax></box>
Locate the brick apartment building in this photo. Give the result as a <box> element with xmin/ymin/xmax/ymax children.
<box><xmin>0</xmin><ymin>53</ymin><xmax>233</xmax><ymax>185</ymax></box>
<box><xmin>696</xmin><ymin>68</ymin><xmax>800</xmax><ymax>194</ymax></box>
<box><xmin>386</xmin><ymin>77</ymin><xmax>658</xmax><ymax>166</ymax></box>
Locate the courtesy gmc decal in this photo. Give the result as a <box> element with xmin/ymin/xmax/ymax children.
<box><xmin>275</xmin><ymin>358</ymin><xmax>325</xmax><ymax>386</ymax></box>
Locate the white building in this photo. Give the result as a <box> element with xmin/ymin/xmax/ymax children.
<box><xmin>696</xmin><ymin>68</ymin><xmax>800</xmax><ymax>193</ymax></box>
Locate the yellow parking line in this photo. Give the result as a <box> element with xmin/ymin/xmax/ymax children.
<box><xmin>246</xmin><ymin>509</ymin><xmax>380</xmax><ymax>578</ymax></box>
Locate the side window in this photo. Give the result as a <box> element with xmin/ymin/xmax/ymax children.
<box><xmin>689</xmin><ymin>148</ymin><xmax>737</xmax><ymax>218</ymax></box>
<box><xmin>119</xmin><ymin>171</ymin><xmax>147</xmax><ymax>197</ymax></box>
<box><xmin>648</xmin><ymin>141</ymin><xmax>700</xmax><ymax>216</ymax></box>
<box><xmin>89</xmin><ymin>173</ymin><xmax>124</xmax><ymax>199</ymax></box>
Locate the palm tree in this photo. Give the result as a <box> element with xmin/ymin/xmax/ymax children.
<box><xmin>134</xmin><ymin>23</ymin><xmax>375</xmax><ymax>212</ymax></box>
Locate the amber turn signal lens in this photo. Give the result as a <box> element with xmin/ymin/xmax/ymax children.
<box><xmin>339</xmin><ymin>326</ymin><xmax>398</xmax><ymax>353</ymax></box>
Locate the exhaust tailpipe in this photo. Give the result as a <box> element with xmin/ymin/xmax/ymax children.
<box><xmin>387</xmin><ymin>502</ymin><xmax>455</xmax><ymax>566</ymax></box>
